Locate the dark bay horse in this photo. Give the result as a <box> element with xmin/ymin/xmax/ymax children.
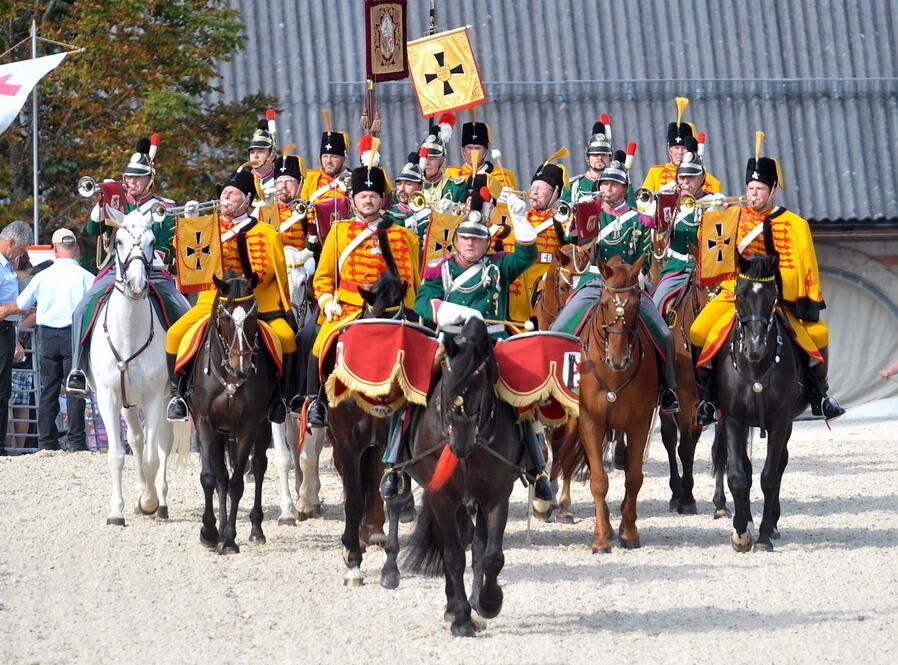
<box><xmin>400</xmin><ymin>317</ymin><xmax>522</xmax><ymax>637</ymax></box>
<box><xmin>326</xmin><ymin>271</ymin><xmax>409</xmax><ymax>586</ymax></box>
<box><xmin>565</xmin><ymin>256</ymin><xmax>659</xmax><ymax>552</ymax></box>
<box><xmin>189</xmin><ymin>272</ymin><xmax>278</xmax><ymax>553</ymax></box>
<box><xmin>712</xmin><ymin>254</ymin><xmax>807</xmax><ymax>552</ymax></box>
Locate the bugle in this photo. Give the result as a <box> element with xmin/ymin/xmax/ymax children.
<box><xmin>151</xmin><ymin>199</ymin><xmax>220</xmax><ymax>223</ymax></box>
<box><xmin>551</xmin><ymin>199</ymin><xmax>572</xmax><ymax>223</ymax></box>
<box><xmin>408</xmin><ymin>191</ymin><xmax>428</xmax><ymax>212</ymax></box>
<box><xmin>290</xmin><ymin>198</ymin><xmax>309</xmax><ymax>217</ymax></box>
<box><xmin>680</xmin><ymin>193</ymin><xmax>749</xmax><ymax>211</ymax></box>
<box><xmin>77</xmin><ymin>176</ymin><xmax>99</xmax><ymax>198</ymax></box>
<box><xmin>633</xmin><ymin>187</ymin><xmax>657</xmax><ymax>215</ymax></box>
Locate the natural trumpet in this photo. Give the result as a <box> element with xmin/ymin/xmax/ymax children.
<box><xmin>634</xmin><ymin>187</ymin><xmax>657</xmax><ymax>214</ymax></box>
<box><xmin>291</xmin><ymin>198</ymin><xmax>309</xmax><ymax>217</ymax></box>
<box><xmin>551</xmin><ymin>199</ymin><xmax>572</xmax><ymax>223</ymax></box>
<box><xmin>409</xmin><ymin>191</ymin><xmax>428</xmax><ymax>212</ymax></box>
<box><xmin>151</xmin><ymin>199</ymin><xmax>220</xmax><ymax>223</ymax></box>
<box><xmin>680</xmin><ymin>193</ymin><xmax>749</xmax><ymax>211</ymax></box>
<box><xmin>77</xmin><ymin>176</ymin><xmax>99</xmax><ymax>198</ymax></box>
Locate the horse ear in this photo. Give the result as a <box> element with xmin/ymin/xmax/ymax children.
<box><xmin>737</xmin><ymin>253</ymin><xmax>751</xmax><ymax>275</ymax></box>
<box><xmin>597</xmin><ymin>261</ymin><xmax>614</xmax><ymax>280</ymax></box>
<box><xmin>632</xmin><ymin>255</ymin><xmax>646</xmax><ymax>275</ymax></box>
<box><xmin>358</xmin><ymin>286</ymin><xmax>375</xmax><ymax>306</ymax></box>
<box><xmin>213</xmin><ymin>274</ymin><xmax>228</xmax><ymax>293</ymax></box>
<box><xmin>554</xmin><ymin>246</ymin><xmax>570</xmax><ymax>266</ymax></box>
<box><xmin>250</xmin><ymin>272</ymin><xmax>260</xmax><ymax>289</ymax></box>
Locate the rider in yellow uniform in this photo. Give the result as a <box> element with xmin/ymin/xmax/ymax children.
<box><xmin>165</xmin><ymin>168</ymin><xmax>299</xmax><ymax>424</ymax></box>
<box><xmin>690</xmin><ymin>145</ymin><xmax>845</xmax><ymax>425</ymax></box>
<box><xmin>444</xmin><ymin>118</ymin><xmax>517</xmax><ymax>189</ymax></box>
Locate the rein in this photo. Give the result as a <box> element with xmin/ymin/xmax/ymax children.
<box><xmin>204</xmin><ymin>292</ymin><xmax>262</xmax><ymax>396</ymax></box>
<box><xmin>102</xmin><ymin>295</ymin><xmax>155</xmax><ymax>409</ymax></box>
<box><xmin>113</xmin><ymin>225</ymin><xmax>154</xmax><ymax>299</ymax></box>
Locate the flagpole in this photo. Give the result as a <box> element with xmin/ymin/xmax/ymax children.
<box><xmin>31</xmin><ymin>19</ymin><xmax>39</xmax><ymax>244</ymax></box>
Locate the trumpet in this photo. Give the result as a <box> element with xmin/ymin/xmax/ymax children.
<box><xmin>290</xmin><ymin>198</ymin><xmax>309</xmax><ymax>217</ymax></box>
<box><xmin>151</xmin><ymin>199</ymin><xmax>220</xmax><ymax>223</ymax></box>
<box><xmin>551</xmin><ymin>199</ymin><xmax>572</xmax><ymax>223</ymax></box>
<box><xmin>77</xmin><ymin>176</ymin><xmax>99</xmax><ymax>199</ymax></box>
<box><xmin>634</xmin><ymin>187</ymin><xmax>658</xmax><ymax>215</ymax></box>
<box><xmin>500</xmin><ymin>188</ymin><xmax>533</xmax><ymax>204</ymax></box>
<box><xmin>409</xmin><ymin>191</ymin><xmax>428</xmax><ymax>212</ymax></box>
<box><xmin>680</xmin><ymin>193</ymin><xmax>749</xmax><ymax>211</ymax></box>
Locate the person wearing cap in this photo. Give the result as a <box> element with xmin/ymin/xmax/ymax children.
<box><xmin>419</xmin><ymin>116</ymin><xmax>469</xmax><ymax>209</ymax></box>
<box><xmin>690</xmin><ymin>141</ymin><xmax>844</xmax><ymax>425</ymax></box>
<box><xmin>300</xmin><ymin>127</ymin><xmax>351</xmax><ymax>207</ymax></box>
<box><xmin>444</xmin><ymin>118</ymin><xmax>517</xmax><ymax>189</ymax></box>
<box><xmin>567</xmin><ymin>114</ymin><xmax>637</xmax><ymax>210</ymax></box>
<box><xmin>164</xmin><ymin>168</ymin><xmax>300</xmax><ymax>424</ymax></box>
<box><xmin>305</xmin><ymin>160</ymin><xmax>421</xmax><ymax>427</ymax></box>
<box><xmin>387</xmin><ymin>152</ymin><xmax>430</xmax><ymax>241</ymax></box>
<box><xmin>642</xmin><ymin>97</ymin><xmax>722</xmax><ymax>194</ymax></box>
<box><xmin>550</xmin><ymin>155</ymin><xmax>681</xmax><ymax>414</ymax></box>
<box><xmin>3</xmin><ymin>228</ymin><xmax>94</xmax><ymax>450</ymax></box>
<box><xmin>271</xmin><ymin>154</ymin><xmax>314</xmax><ymax>253</ymax></box>
<box><xmin>247</xmin><ymin>120</ymin><xmax>278</xmax><ymax>202</ymax></box>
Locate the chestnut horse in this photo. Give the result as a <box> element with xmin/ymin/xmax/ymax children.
<box><xmin>572</xmin><ymin>256</ymin><xmax>659</xmax><ymax>552</ymax></box>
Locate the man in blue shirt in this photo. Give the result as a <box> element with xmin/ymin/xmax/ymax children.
<box><xmin>0</xmin><ymin>221</ymin><xmax>32</xmax><ymax>455</ymax></box>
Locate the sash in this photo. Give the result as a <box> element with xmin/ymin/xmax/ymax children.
<box><xmin>404</xmin><ymin>208</ymin><xmax>430</xmax><ymax>232</ymax></box>
<box><xmin>338</xmin><ymin>224</ymin><xmax>377</xmax><ymax>272</ymax></box>
<box><xmin>737</xmin><ymin>220</ymin><xmax>766</xmax><ymax>254</ymax></box>
<box><xmin>445</xmin><ymin>262</ymin><xmax>484</xmax><ymax>295</ymax></box>
<box><xmin>533</xmin><ymin>217</ymin><xmax>556</xmax><ymax>236</ymax></box>
<box><xmin>220</xmin><ymin>215</ymin><xmax>254</xmax><ymax>243</ymax></box>
<box><xmin>308</xmin><ymin>175</ymin><xmax>347</xmax><ymax>203</ymax></box>
<box><xmin>278</xmin><ymin>211</ymin><xmax>304</xmax><ymax>233</ymax></box>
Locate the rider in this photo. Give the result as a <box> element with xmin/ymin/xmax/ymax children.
<box><xmin>272</xmin><ymin>154</ymin><xmax>315</xmax><ymax>254</ymax></box>
<box><xmin>65</xmin><ymin>137</ymin><xmax>189</xmax><ymax>398</ymax></box>
<box><xmin>444</xmin><ymin>115</ymin><xmax>518</xmax><ymax>189</ymax></box>
<box><xmin>300</xmin><ymin>116</ymin><xmax>352</xmax><ymax>248</ymax></box>
<box><xmin>568</xmin><ymin>113</ymin><xmax>635</xmax><ymax>208</ymax></box>
<box><xmin>387</xmin><ymin>152</ymin><xmax>429</xmax><ymax>242</ymax></box>
<box><xmin>305</xmin><ymin>153</ymin><xmax>421</xmax><ymax>427</ymax></box>
<box><xmin>164</xmin><ymin>167</ymin><xmax>301</xmax><ymax>424</ymax></box>
<box><xmin>550</xmin><ymin>153</ymin><xmax>681</xmax><ymax>414</ymax></box>
<box><xmin>642</xmin><ymin>97</ymin><xmax>722</xmax><ymax>194</ymax></box>
<box><xmin>690</xmin><ymin>139</ymin><xmax>845</xmax><ymax>425</ymax></box>
<box><xmin>247</xmin><ymin>119</ymin><xmax>278</xmax><ymax>203</ymax></box>
<box><xmin>381</xmin><ymin>188</ymin><xmax>556</xmax><ymax>509</ymax></box>
<box><xmin>418</xmin><ymin>115</ymin><xmax>470</xmax><ymax>209</ymax></box>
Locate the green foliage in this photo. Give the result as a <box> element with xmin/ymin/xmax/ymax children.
<box><xmin>0</xmin><ymin>0</ymin><xmax>277</xmax><ymax>240</ymax></box>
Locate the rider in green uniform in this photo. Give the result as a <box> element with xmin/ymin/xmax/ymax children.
<box><xmin>387</xmin><ymin>152</ymin><xmax>430</xmax><ymax>244</ymax></box>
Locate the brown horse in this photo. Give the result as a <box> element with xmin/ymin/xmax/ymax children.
<box><xmin>572</xmin><ymin>256</ymin><xmax>659</xmax><ymax>552</ymax></box>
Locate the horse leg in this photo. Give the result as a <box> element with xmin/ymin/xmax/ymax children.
<box><xmin>724</xmin><ymin>417</ymin><xmax>754</xmax><ymax>552</ymax></box>
<box><xmin>659</xmin><ymin>413</ymin><xmax>683</xmax><ymax>510</ymax></box>
<box><xmin>675</xmin><ymin>412</ymin><xmax>699</xmax><ymax>515</ymax></box>
<box><xmin>196</xmin><ymin>422</ymin><xmax>221</xmax><ymax>548</ymax></box>
<box><xmin>467</xmin><ymin>504</ymin><xmax>487</xmax><ymax>615</ymax></box>
<box><xmin>340</xmin><ymin>448</ymin><xmax>366</xmax><ymax>586</ymax></box>
<box><xmin>97</xmin><ymin>394</ymin><xmax>127</xmax><ymax>526</ymax></box>
<box><xmin>220</xmin><ymin>435</ymin><xmax>250</xmax><ymax>554</ymax></box>
<box><xmin>611</xmin><ymin>430</ymin><xmax>627</xmax><ymax>471</ymax></box>
<box><xmin>474</xmin><ymin>498</ymin><xmax>509</xmax><ymax>620</ymax></box>
<box><xmin>248</xmin><ymin>425</ymin><xmax>269</xmax><ymax>545</ymax></box>
<box><xmin>550</xmin><ymin>426</ymin><xmax>575</xmax><ymax>524</ymax></box>
<box><xmin>556</xmin><ymin>477</ymin><xmax>574</xmax><ymax>524</ymax></box>
<box><xmin>271</xmin><ymin>421</ymin><xmax>297</xmax><ymax>526</ymax></box>
<box><xmin>579</xmin><ymin>411</ymin><xmax>612</xmax><ymax>553</ymax></box>
<box><xmin>380</xmin><ymin>490</ymin><xmax>403</xmax><ymax>590</ymax></box>
<box><xmin>618</xmin><ymin>418</ymin><xmax>650</xmax><ymax>549</ymax></box>
<box><xmin>755</xmin><ymin>421</ymin><xmax>791</xmax><ymax>552</ymax></box>
<box><xmin>297</xmin><ymin>428</ymin><xmax>325</xmax><ymax>520</ymax></box>
<box><xmin>212</xmin><ymin>433</ymin><xmax>231</xmax><ymax>552</ymax></box>
<box><xmin>433</xmin><ymin>502</ymin><xmax>475</xmax><ymax>637</ymax></box>
<box><xmin>150</xmin><ymin>402</ymin><xmax>174</xmax><ymax>520</ymax></box>
<box><xmin>122</xmin><ymin>407</ymin><xmax>157</xmax><ymax>516</ymax></box>
<box><xmin>711</xmin><ymin>426</ymin><xmax>730</xmax><ymax>519</ymax></box>
<box><xmin>362</xmin><ymin>445</ymin><xmax>387</xmax><ymax>547</ymax></box>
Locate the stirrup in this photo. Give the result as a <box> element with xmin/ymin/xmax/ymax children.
<box><xmin>166</xmin><ymin>396</ymin><xmax>189</xmax><ymax>423</ymax></box>
<box><xmin>65</xmin><ymin>370</ymin><xmax>91</xmax><ymax>399</ymax></box>
<box><xmin>659</xmin><ymin>389</ymin><xmax>680</xmax><ymax>415</ymax></box>
<box><xmin>696</xmin><ymin>400</ymin><xmax>717</xmax><ymax>427</ymax></box>
<box><xmin>308</xmin><ymin>397</ymin><xmax>327</xmax><ymax>427</ymax></box>
<box><xmin>380</xmin><ymin>467</ymin><xmax>406</xmax><ymax>500</ymax></box>
<box><xmin>819</xmin><ymin>395</ymin><xmax>846</xmax><ymax>421</ymax></box>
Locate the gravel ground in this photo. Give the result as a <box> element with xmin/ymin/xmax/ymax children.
<box><xmin>1</xmin><ymin>416</ymin><xmax>896</xmax><ymax>665</ymax></box>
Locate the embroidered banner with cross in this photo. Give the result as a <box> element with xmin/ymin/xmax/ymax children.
<box><xmin>422</xmin><ymin>212</ymin><xmax>463</xmax><ymax>272</ymax></box>
<box><xmin>364</xmin><ymin>0</ymin><xmax>408</xmax><ymax>82</ymax></box>
<box><xmin>697</xmin><ymin>207</ymin><xmax>741</xmax><ymax>286</ymax></box>
<box><xmin>406</xmin><ymin>26</ymin><xmax>486</xmax><ymax>118</ymax></box>
<box><xmin>174</xmin><ymin>214</ymin><xmax>223</xmax><ymax>293</ymax></box>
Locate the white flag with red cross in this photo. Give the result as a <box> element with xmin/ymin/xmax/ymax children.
<box><xmin>0</xmin><ymin>52</ymin><xmax>67</xmax><ymax>135</ymax></box>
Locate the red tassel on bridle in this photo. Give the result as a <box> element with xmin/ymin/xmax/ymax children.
<box><xmin>428</xmin><ymin>443</ymin><xmax>459</xmax><ymax>491</ymax></box>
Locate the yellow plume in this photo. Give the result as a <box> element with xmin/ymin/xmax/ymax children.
<box><xmin>322</xmin><ymin>109</ymin><xmax>332</xmax><ymax>133</ymax></box>
<box><xmin>675</xmin><ymin>97</ymin><xmax>689</xmax><ymax>127</ymax></box>
<box><xmin>281</xmin><ymin>143</ymin><xmax>296</xmax><ymax>157</ymax></box>
<box><xmin>774</xmin><ymin>158</ymin><xmax>785</xmax><ymax>190</ymax></box>
<box><xmin>754</xmin><ymin>131</ymin><xmax>765</xmax><ymax>160</ymax></box>
<box><xmin>544</xmin><ymin>146</ymin><xmax>569</xmax><ymax>165</ymax></box>
<box><xmin>470</xmin><ymin>148</ymin><xmax>481</xmax><ymax>170</ymax></box>
<box><xmin>471</xmin><ymin>106</ymin><xmax>478</xmax><ymax>124</ymax></box>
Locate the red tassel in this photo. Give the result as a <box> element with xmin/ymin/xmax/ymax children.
<box><xmin>429</xmin><ymin>443</ymin><xmax>459</xmax><ymax>491</ymax></box>
<box><xmin>358</xmin><ymin>134</ymin><xmax>374</xmax><ymax>154</ymax></box>
<box><xmin>626</xmin><ymin>141</ymin><xmax>638</xmax><ymax>157</ymax></box>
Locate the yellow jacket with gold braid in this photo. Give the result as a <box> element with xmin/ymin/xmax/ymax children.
<box><xmin>312</xmin><ymin>216</ymin><xmax>420</xmax><ymax>356</ymax></box>
<box><xmin>166</xmin><ymin>215</ymin><xmax>296</xmax><ymax>355</ymax></box>
<box><xmin>507</xmin><ymin>209</ymin><xmax>564</xmax><ymax>323</ymax></box>
<box><xmin>691</xmin><ymin>205</ymin><xmax>827</xmax><ymax>366</ymax></box>
<box><xmin>444</xmin><ymin>163</ymin><xmax>518</xmax><ymax>189</ymax></box>
<box><xmin>275</xmin><ymin>201</ymin><xmax>308</xmax><ymax>251</ymax></box>
<box><xmin>301</xmin><ymin>168</ymin><xmax>349</xmax><ymax>204</ymax></box>
<box><xmin>642</xmin><ymin>162</ymin><xmax>722</xmax><ymax>193</ymax></box>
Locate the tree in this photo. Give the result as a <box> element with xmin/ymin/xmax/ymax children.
<box><xmin>0</xmin><ymin>0</ymin><xmax>277</xmax><ymax>240</ymax></box>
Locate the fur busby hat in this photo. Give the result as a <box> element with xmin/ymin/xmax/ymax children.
<box><xmin>676</xmin><ymin>136</ymin><xmax>705</xmax><ymax>178</ymax></box>
<box><xmin>532</xmin><ymin>147</ymin><xmax>570</xmax><ymax>192</ymax></box>
<box><xmin>745</xmin><ymin>131</ymin><xmax>784</xmax><ymax>189</ymax></box>
<box><xmin>318</xmin><ymin>108</ymin><xmax>348</xmax><ymax>156</ymax></box>
<box><xmin>273</xmin><ymin>154</ymin><xmax>306</xmax><ymax>182</ymax></box>
<box><xmin>455</xmin><ymin>186</ymin><xmax>493</xmax><ymax>239</ymax></box>
<box><xmin>461</xmin><ymin>121</ymin><xmax>491</xmax><ymax>148</ymax></box>
<box><xmin>666</xmin><ymin>97</ymin><xmax>697</xmax><ymax>148</ymax></box>
<box><xmin>123</xmin><ymin>135</ymin><xmax>158</xmax><ymax>178</ymax></box>
<box><xmin>586</xmin><ymin>113</ymin><xmax>613</xmax><ymax>155</ymax></box>
<box><xmin>599</xmin><ymin>143</ymin><xmax>638</xmax><ymax>186</ymax></box>
<box><xmin>220</xmin><ymin>167</ymin><xmax>256</xmax><ymax>200</ymax></box>
<box><xmin>350</xmin><ymin>135</ymin><xmax>387</xmax><ymax>196</ymax></box>
<box><xmin>396</xmin><ymin>152</ymin><xmax>424</xmax><ymax>184</ymax></box>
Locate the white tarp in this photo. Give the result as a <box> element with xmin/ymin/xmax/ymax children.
<box><xmin>0</xmin><ymin>52</ymin><xmax>67</xmax><ymax>136</ymax></box>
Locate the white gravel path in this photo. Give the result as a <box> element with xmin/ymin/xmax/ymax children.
<box><xmin>1</xmin><ymin>415</ymin><xmax>896</xmax><ymax>665</ymax></box>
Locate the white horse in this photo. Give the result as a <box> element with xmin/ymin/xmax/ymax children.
<box><xmin>271</xmin><ymin>245</ymin><xmax>326</xmax><ymax>525</ymax></box>
<box><xmin>87</xmin><ymin>210</ymin><xmax>174</xmax><ymax>525</ymax></box>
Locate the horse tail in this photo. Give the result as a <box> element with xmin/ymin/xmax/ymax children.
<box><xmin>359</xmin><ymin>444</ymin><xmax>379</xmax><ymax>515</ymax></box>
<box><xmin>711</xmin><ymin>424</ymin><xmax>727</xmax><ymax>478</ymax></box>
<box><xmin>401</xmin><ymin>494</ymin><xmax>445</xmax><ymax>577</ymax></box>
<box><xmin>553</xmin><ymin>424</ymin><xmax>587</xmax><ymax>481</ymax></box>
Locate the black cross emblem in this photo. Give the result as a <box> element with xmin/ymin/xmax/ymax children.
<box><xmin>423</xmin><ymin>51</ymin><xmax>465</xmax><ymax>96</ymax></box>
<box><xmin>434</xmin><ymin>226</ymin><xmax>455</xmax><ymax>255</ymax></box>
<box><xmin>705</xmin><ymin>221</ymin><xmax>732</xmax><ymax>263</ymax></box>
<box><xmin>185</xmin><ymin>230</ymin><xmax>212</xmax><ymax>270</ymax></box>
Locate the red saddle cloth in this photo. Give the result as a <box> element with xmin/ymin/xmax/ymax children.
<box><xmin>175</xmin><ymin>317</ymin><xmax>284</xmax><ymax>378</ymax></box>
<box><xmin>493</xmin><ymin>331</ymin><xmax>581</xmax><ymax>426</ymax></box>
<box><xmin>325</xmin><ymin>319</ymin><xmax>440</xmax><ymax>417</ymax></box>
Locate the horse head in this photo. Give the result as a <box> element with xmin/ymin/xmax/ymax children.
<box><xmin>441</xmin><ymin>317</ymin><xmax>498</xmax><ymax>459</ymax></box>
<box><xmin>358</xmin><ymin>271</ymin><xmax>407</xmax><ymax>319</ymax></box>
<box><xmin>114</xmin><ymin>209</ymin><xmax>156</xmax><ymax>299</ymax></box>
<box><xmin>596</xmin><ymin>256</ymin><xmax>644</xmax><ymax>372</ymax></box>
<box><xmin>734</xmin><ymin>254</ymin><xmax>780</xmax><ymax>364</ymax></box>
<box><xmin>212</xmin><ymin>270</ymin><xmax>261</xmax><ymax>380</ymax></box>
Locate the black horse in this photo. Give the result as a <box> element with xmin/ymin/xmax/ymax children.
<box><xmin>399</xmin><ymin>317</ymin><xmax>522</xmax><ymax>637</ymax></box>
<box><xmin>190</xmin><ymin>271</ymin><xmax>278</xmax><ymax>553</ymax></box>
<box><xmin>713</xmin><ymin>254</ymin><xmax>807</xmax><ymax>552</ymax></box>
<box><xmin>327</xmin><ymin>270</ymin><xmax>409</xmax><ymax>586</ymax></box>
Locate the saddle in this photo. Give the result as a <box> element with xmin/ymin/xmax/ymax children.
<box><xmin>174</xmin><ymin>315</ymin><xmax>284</xmax><ymax>377</ymax></box>
<box><xmin>79</xmin><ymin>273</ymin><xmax>183</xmax><ymax>344</ymax></box>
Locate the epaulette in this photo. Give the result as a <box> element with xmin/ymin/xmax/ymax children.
<box><xmin>569</xmin><ymin>173</ymin><xmax>586</xmax><ymax>184</ymax></box>
<box><xmin>448</xmin><ymin>176</ymin><xmax>467</xmax><ymax>185</ymax></box>
<box><xmin>422</xmin><ymin>255</ymin><xmax>450</xmax><ymax>280</ymax></box>
<box><xmin>157</xmin><ymin>195</ymin><xmax>175</xmax><ymax>205</ymax></box>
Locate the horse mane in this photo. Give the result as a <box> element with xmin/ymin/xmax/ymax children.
<box><xmin>359</xmin><ymin>270</ymin><xmax>407</xmax><ymax>317</ymax></box>
<box><xmin>443</xmin><ymin>318</ymin><xmax>494</xmax><ymax>394</ymax></box>
<box><xmin>739</xmin><ymin>254</ymin><xmax>777</xmax><ymax>281</ymax></box>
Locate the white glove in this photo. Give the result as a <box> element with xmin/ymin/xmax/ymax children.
<box><xmin>499</xmin><ymin>187</ymin><xmax>527</xmax><ymax>217</ymax></box>
<box><xmin>183</xmin><ymin>200</ymin><xmax>200</xmax><ymax>218</ymax></box>
<box><xmin>436</xmin><ymin>301</ymin><xmax>484</xmax><ymax>327</ymax></box>
<box><xmin>699</xmin><ymin>193</ymin><xmax>726</xmax><ymax>211</ymax></box>
<box><xmin>152</xmin><ymin>250</ymin><xmax>166</xmax><ymax>270</ymax></box>
<box><xmin>324</xmin><ymin>298</ymin><xmax>343</xmax><ymax>322</ymax></box>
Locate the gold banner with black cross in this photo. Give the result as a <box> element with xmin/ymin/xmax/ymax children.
<box><xmin>407</xmin><ymin>26</ymin><xmax>486</xmax><ymax>118</ymax></box>
<box><xmin>422</xmin><ymin>212</ymin><xmax>463</xmax><ymax>272</ymax></box>
<box><xmin>697</xmin><ymin>207</ymin><xmax>741</xmax><ymax>287</ymax></box>
<box><xmin>174</xmin><ymin>214</ymin><xmax>222</xmax><ymax>294</ymax></box>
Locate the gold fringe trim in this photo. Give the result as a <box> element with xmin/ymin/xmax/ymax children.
<box><xmin>325</xmin><ymin>349</ymin><xmax>430</xmax><ymax>407</ymax></box>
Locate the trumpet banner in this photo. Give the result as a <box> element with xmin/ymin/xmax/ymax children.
<box><xmin>697</xmin><ymin>207</ymin><xmax>741</xmax><ymax>287</ymax></box>
<box><xmin>174</xmin><ymin>214</ymin><xmax>222</xmax><ymax>294</ymax></box>
<box><xmin>364</xmin><ymin>0</ymin><xmax>408</xmax><ymax>82</ymax></box>
<box><xmin>407</xmin><ymin>27</ymin><xmax>486</xmax><ymax>118</ymax></box>
<box><xmin>422</xmin><ymin>212</ymin><xmax>463</xmax><ymax>271</ymax></box>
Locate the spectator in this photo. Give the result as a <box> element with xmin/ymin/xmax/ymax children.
<box><xmin>0</xmin><ymin>220</ymin><xmax>32</xmax><ymax>456</ymax></box>
<box><xmin>879</xmin><ymin>360</ymin><xmax>898</xmax><ymax>379</ymax></box>
<box><xmin>8</xmin><ymin>254</ymin><xmax>38</xmax><ymax>452</ymax></box>
<box><xmin>4</xmin><ymin>228</ymin><xmax>94</xmax><ymax>452</ymax></box>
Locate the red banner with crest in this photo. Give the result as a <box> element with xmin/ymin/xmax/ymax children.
<box><xmin>364</xmin><ymin>0</ymin><xmax>408</xmax><ymax>82</ymax></box>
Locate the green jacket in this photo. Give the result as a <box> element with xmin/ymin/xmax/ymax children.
<box><xmin>593</xmin><ymin>207</ymin><xmax>651</xmax><ymax>272</ymax></box>
<box><xmin>659</xmin><ymin>204</ymin><xmax>700</xmax><ymax>278</ymax></box>
<box><xmin>86</xmin><ymin>194</ymin><xmax>176</xmax><ymax>267</ymax></box>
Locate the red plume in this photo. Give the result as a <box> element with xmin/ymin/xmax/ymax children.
<box><xmin>625</xmin><ymin>142</ymin><xmax>638</xmax><ymax>171</ymax></box>
<box><xmin>358</xmin><ymin>134</ymin><xmax>374</xmax><ymax>154</ymax></box>
<box><xmin>429</xmin><ymin>443</ymin><xmax>459</xmax><ymax>491</ymax></box>
<box><xmin>600</xmin><ymin>113</ymin><xmax>610</xmax><ymax>125</ymax></box>
<box><xmin>265</xmin><ymin>108</ymin><xmax>276</xmax><ymax>122</ymax></box>
<box><xmin>150</xmin><ymin>133</ymin><xmax>161</xmax><ymax>147</ymax></box>
<box><xmin>479</xmin><ymin>186</ymin><xmax>492</xmax><ymax>202</ymax></box>
<box><xmin>697</xmin><ymin>131</ymin><xmax>706</xmax><ymax>144</ymax></box>
<box><xmin>418</xmin><ymin>146</ymin><xmax>429</xmax><ymax>159</ymax></box>
<box><xmin>438</xmin><ymin>112</ymin><xmax>457</xmax><ymax>128</ymax></box>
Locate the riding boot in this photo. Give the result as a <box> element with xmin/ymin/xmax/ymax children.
<box><xmin>807</xmin><ymin>346</ymin><xmax>845</xmax><ymax>420</ymax></box>
<box><xmin>65</xmin><ymin>335</ymin><xmax>91</xmax><ymax>399</ymax></box>
<box><xmin>380</xmin><ymin>406</ymin><xmax>409</xmax><ymax>499</ymax></box>
<box><xmin>306</xmin><ymin>353</ymin><xmax>327</xmax><ymax>427</ymax></box>
<box><xmin>658</xmin><ymin>341</ymin><xmax>680</xmax><ymax>415</ymax></box>
<box><xmin>692</xmin><ymin>344</ymin><xmax>717</xmax><ymax>427</ymax></box>
<box><xmin>165</xmin><ymin>352</ymin><xmax>189</xmax><ymax>422</ymax></box>
<box><xmin>284</xmin><ymin>351</ymin><xmax>304</xmax><ymax>416</ymax></box>
<box><xmin>521</xmin><ymin>421</ymin><xmax>558</xmax><ymax>515</ymax></box>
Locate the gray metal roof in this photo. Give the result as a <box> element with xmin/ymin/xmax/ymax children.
<box><xmin>212</xmin><ymin>0</ymin><xmax>898</xmax><ymax>221</ymax></box>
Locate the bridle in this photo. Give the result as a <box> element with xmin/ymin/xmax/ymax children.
<box><xmin>590</xmin><ymin>280</ymin><xmax>641</xmax><ymax>370</ymax></box>
<box><xmin>734</xmin><ymin>272</ymin><xmax>778</xmax><ymax>360</ymax></box>
<box><xmin>539</xmin><ymin>247</ymin><xmax>589</xmax><ymax>325</ymax></box>
<box><xmin>114</xmin><ymin>224</ymin><xmax>154</xmax><ymax>299</ymax></box>
<box><xmin>207</xmin><ymin>291</ymin><xmax>260</xmax><ymax>396</ymax></box>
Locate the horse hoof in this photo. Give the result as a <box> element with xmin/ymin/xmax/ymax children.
<box><xmin>591</xmin><ymin>543</ymin><xmax>612</xmax><ymax>554</ymax></box>
<box><xmin>344</xmin><ymin>570</ymin><xmax>365</xmax><ymax>587</ymax></box>
<box><xmin>471</xmin><ymin>614</ymin><xmax>488</xmax><ymax>632</ymax></box>
<box><xmin>713</xmin><ymin>508</ymin><xmax>730</xmax><ymax>520</ymax></box>
<box><xmin>135</xmin><ymin>501</ymin><xmax>159</xmax><ymax>516</ymax></box>
<box><xmin>249</xmin><ymin>533</ymin><xmax>266</xmax><ymax>545</ymax></box>
<box><xmin>278</xmin><ymin>517</ymin><xmax>296</xmax><ymax>527</ymax></box>
<box><xmin>731</xmin><ymin>530</ymin><xmax>753</xmax><ymax>553</ymax></box>
<box><xmin>554</xmin><ymin>512</ymin><xmax>576</xmax><ymax>525</ymax></box>
<box><xmin>155</xmin><ymin>506</ymin><xmax>169</xmax><ymax>520</ymax></box>
<box><xmin>200</xmin><ymin>530</ymin><xmax>219</xmax><ymax>549</ymax></box>
<box><xmin>106</xmin><ymin>517</ymin><xmax>125</xmax><ymax>527</ymax></box>
<box><xmin>216</xmin><ymin>542</ymin><xmax>239</xmax><ymax>555</ymax></box>
<box><xmin>668</xmin><ymin>497</ymin><xmax>679</xmax><ymax>512</ymax></box>
<box><xmin>753</xmin><ymin>541</ymin><xmax>774</xmax><ymax>553</ymax></box>
<box><xmin>380</xmin><ymin>571</ymin><xmax>400</xmax><ymax>590</ymax></box>
<box><xmin>619</xmin><ymin>538</ymin><xmax>641</xmax><ymax>550</ymax></box>
<box><xmin>771</xmin><ymin>527</ymin><xmax>781</xmax><ymax>540</ymax></box>
<box><xmin>473</xmin><ymin>588</ymin><xmax>503</xmax><ymax>619</ymax></box>
<box><xmin>677</xmin><ymin>502</ymin><xmax>698</xmax><ymax>516</ymax></box>
<box><xmin>450</xmin><ymin>621</ymin><xmax>477</xmax><ymax>638</ymax></box>
<box><xmin>367</xmin><ymin>533</ymin><xmax>387</xmax><ymax>547</ymax></box>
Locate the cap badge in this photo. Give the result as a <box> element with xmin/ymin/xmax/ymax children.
<box><xmin>752</xmin><ymin>170</ymin><xmax>760</xmax><ymax>180</ymax></box>
<box><xmin>675</xmin><ymin>136</ymin><xmax>683</xmax><ymax>143</ymax></box>
<box><xmin>325</xmin><ymin>143</ymin><xmax>332</xmax><ymax>151</ymax></box>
